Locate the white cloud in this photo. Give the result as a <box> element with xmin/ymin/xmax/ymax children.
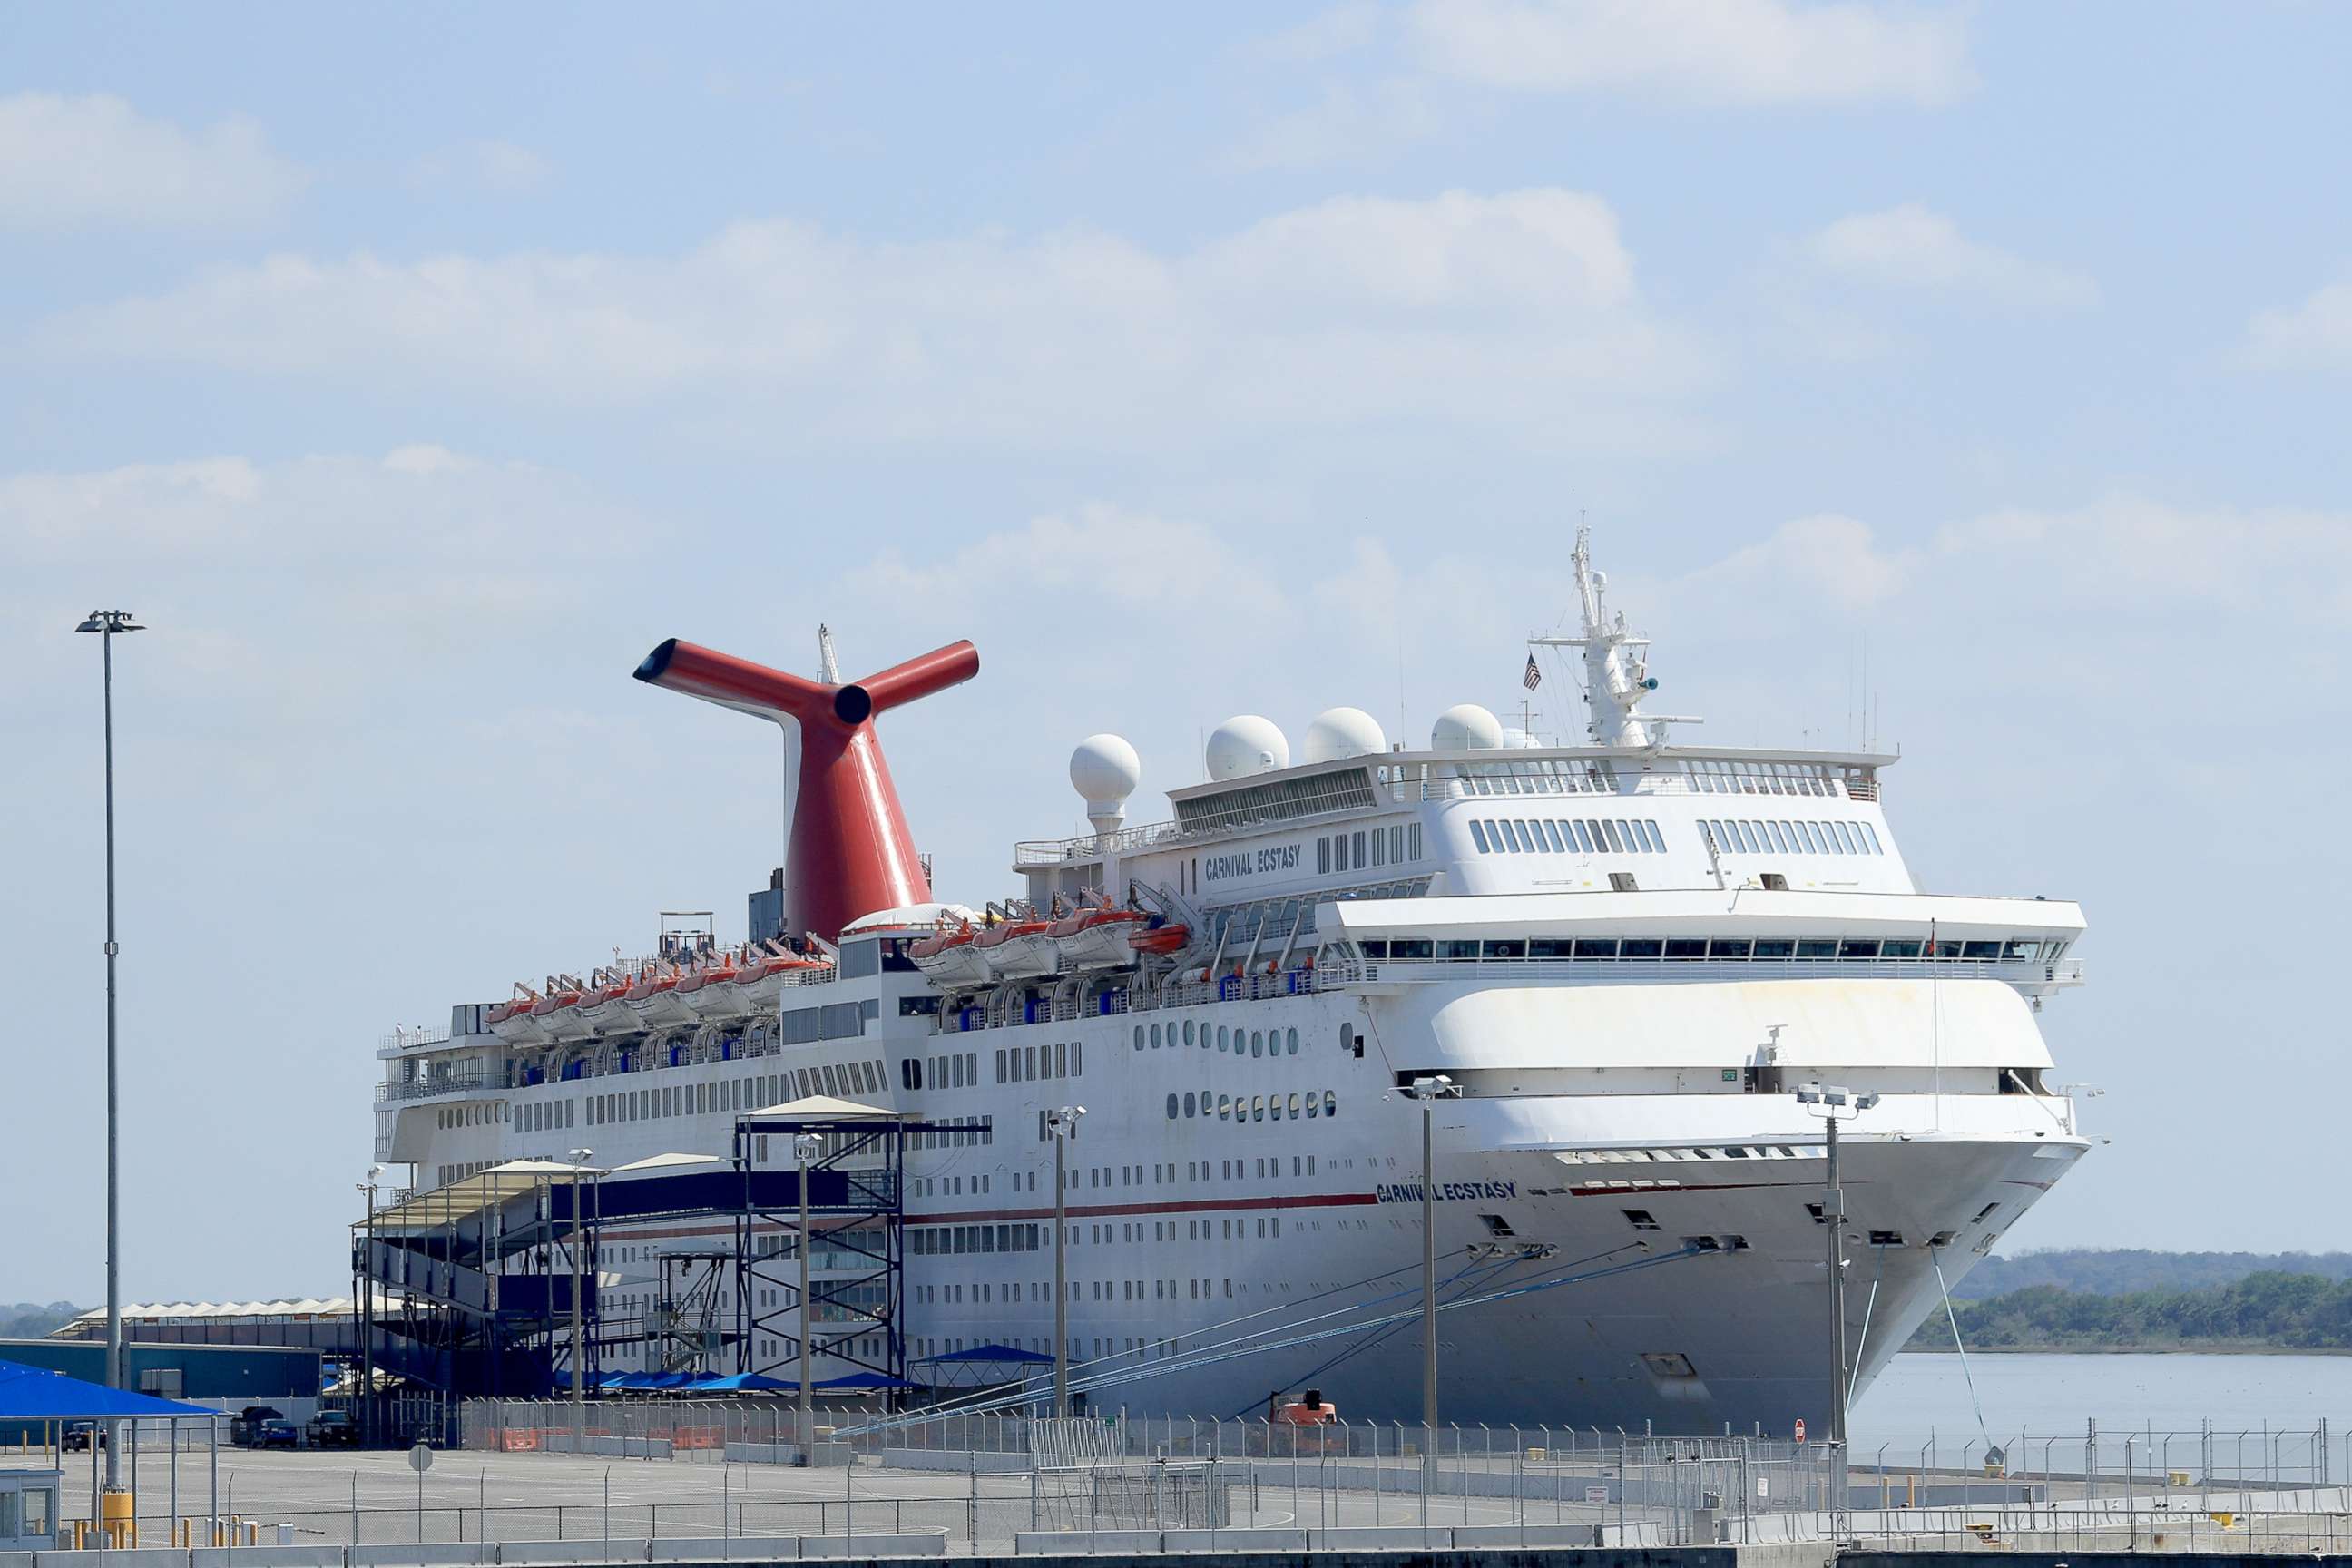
<box><xmin>2247</xmin><ymin>276</ymin><xmax>2352</xmax><ymax>369</ymax></box>
<box><xmin>1805</xmin><ymin>203</ymin><xmax>2098</xmax><ymax>308</ymax></box>
<box><xmin>1697</xmin><ymin>512</ymin><xmax>1916</xmax><ymax>608</ymax></box>
<box><xmin>1229</xmin><ymin>79</ymin><xmax>1445</xmax><ymax>170</ymax></box>
<box><xmin>42</xmin><ymin>189</ymin><xmax>1704</xmax><ymax>451</ymax></box>
<box><xmin>1407</xmin><ymin>0</ymin><xmax>1975</xmax><ymax>107</ymax></box>
<box><xmin>0</xmin><ymin>92</ymin><xmax>307</xmax><ymax>229</ymax></box>
<box><xmin>405</xmin><ymin>138</ymin><xmax>552</xmax><ymax>195</ymax></box>
<box><xmin>1246</xmin><ymin>3</ymin><xmax>1386</xmax><ymax>64</ymax></box>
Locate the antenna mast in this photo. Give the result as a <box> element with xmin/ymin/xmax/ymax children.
<box><xmin>1529</xmin><ymin>522</ymin><xmax>1701</xmax><ymax>748</ymax></box>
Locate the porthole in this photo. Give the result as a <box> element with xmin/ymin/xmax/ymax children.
<box><xmin>1166</xmin><ymin>1093</ymin><xmax>1179</xmax><ymax>1120</ymax></box>
<box><xmin>1133</xmin><ymin>1025</ymin><xmax>1145</xmax><ymax>1051</ymax></box>
<box><xmin>1250</xmin><ymin>1030</ymin><xmax>1263</xmax><ymax>1058</ymax></box>
<box><xmin>1288</xmin><ymin>1092</ymin><xmax>1302</xmax><ymax>1117</ymax></box>
<box><xmin>1323</xmin><ymin>1090</ymin><xmax>1338</xmax><ymax>1118</ymax></box>
<box><xmin>1269</xmin><ymin>1095</ymin><xmax>1283</xmax><ymax>1122</ymax></box>
<box><xmin>1286</xmin><ymin>1028</ymin><xmax>1298</xmax><ymax>1055</ymax></box>
<box><xmin>1150</xmin><ymin>1023</ymin><xmax>1161</xmax><ymax>1048</ymax></box>
<box><xmin>1251</xmin><ymin>1095</ymin><xmax>1265</xmax><ymax>1122</ymax></box>
<box><xmin>1217</xmin><ymin>1025</ymin><xmax>1229</xmax><ymax>1052</ymax></box>
<box><xmin>1183</xmin><ymin>1020</ymin><xmax>1195</xmax><ymax>1046</ymax></box>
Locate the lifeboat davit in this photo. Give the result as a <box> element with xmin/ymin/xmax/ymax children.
<box><xmin>975</xmin><ymin>917</ymin><xmax>1055</xmax><ymax>979</ymax></box>
<box><xmin>488</xmin><ymin>994</ymin><xmax>549</xmax><ymax>1044</ymax></box>
<box><xmin>624</xmin><ymin>969</ymin><xmax>696</xmax><ymax>1027</ymax></box>
<box><xmin>911</xmin><ymin>920</ymin><xmax>990</xmax><ymax>987</ymax></box>
<box><xmin>1048</xmin><ymin>906</ymin><xmax>1151</xmax><ymax>970</ymax></box>
<box><xmin>1129</xmin><ymin>922</ymin><xmax>1190</xmax><ymax>956</ymax></box>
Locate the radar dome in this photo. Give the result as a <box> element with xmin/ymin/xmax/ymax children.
<box><xmin>1302</xmin><ymin>707</ymin><xmax>1387</xmax><ymax>763</ymax></box>
<box><xmin>1069</xmin><ymin>733</ymin><xmax>1143</xmax><ymax>816</ymax></box>
<box><xmin>1431</xmin><ymin>703</ymin><xmax>1504</xmax><ymax>752</ymax></box>
<box><xmin>1499</xmin><ymin>726</ymin><xmax>1544</xmax><ymax>750</ymax></box>
<box><xmin>1205</xmin><ymin>715</ymin><xmax>1289</xmax><ymax>781</ymax></box>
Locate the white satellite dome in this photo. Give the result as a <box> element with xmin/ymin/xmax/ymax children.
<box><xmin>1301</xmin><ymin>707</ymin><xmax>1387</xmax><ymax>764</ymax></box>
<box><xmin>1068</xmin><ymin>733</ymin><xmax>1143</xmax><ymax>816</ymax></box>
<box><xmin>1499</xmin><ymin>726</ymin><xmax>1544</xmax><ymax>750</ymax></box>
<box><xmin>1431</xmin><ymin>703</ymin><xmax>1504</xmax><ymax>751</ymax></box>
<box><xmin>1205</xmin><ymin>715</ymin><xmax>1289</xmax><ymax>781</ymax></box>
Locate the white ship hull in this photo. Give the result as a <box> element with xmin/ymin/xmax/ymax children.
<box><xmin>374</xmin><ymin>539</ymin><xmax>2091</xmax><ymax>1430</ymax></box>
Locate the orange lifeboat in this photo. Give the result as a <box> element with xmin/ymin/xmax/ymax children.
<box><xmin>974</xmin><ymin>916</ymin><xmax>1054</xmax><ymax>978</ymax></box>
<box><xmin>1048</xmin><ymin>906</ymin><xmax>1151</xmax><ymax>969</ymax></box>
<box><xmin>1129</xmin><ymin>922</ymin><xmax>1190</xmax><ymax>956</ymax></box>
<box><xmin>911</xmin><ymin>919</ymin><xmax>989</xmax><ymax>986</ymax></box>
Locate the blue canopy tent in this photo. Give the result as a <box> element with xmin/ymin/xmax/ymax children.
<box><xmin>675</xmin><ymin>1373</ymin><xmax>795</xmax><ymax>1394</ymax></box>
<box><xmin>0</xmin><ymin>1358</ymin><xmax>222</xmax><ymax>1545</ymax></box>
<box><xmin>908</xmin><ymin>1343</ymin><xmax>1052</xmax><ymax>1392</ymax></box>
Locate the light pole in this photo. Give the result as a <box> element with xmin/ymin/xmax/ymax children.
<box><xmin>1796</xmin><ymin>1082</ymin><xmax>1877</xmax><ymax>1538</ymax></box>
<box><xmin>1045</xmin><ymin>1105</ymin><xmax>1085</xmax><ymax>1416</ymax></box>
<box><xmin>356</xmin><ymin>1167</ymin><xmax>382</xmax><ymax>1446</ymax></box>
<box><xmin>1402</xmin><ymin>1074</ymin><xmax>1460</xmax><ymax>1484</ymax></box>
<box><xmin>75</xmin><ymin>608</ymin><xmax>142</xmax><ymax>1490</ymax></box>
<box><xmin>792</xmin><ymin>1132</ymin><xmax>823</xmax><ymax>1455</ymax></box>
<box><xmin>565</xmin><ymin>1149</ymin><xmax>594</xmax><ymax>1435</ymax></box>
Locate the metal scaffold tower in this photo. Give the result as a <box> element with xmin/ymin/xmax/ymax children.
<box><xmin>731</xmin><ymin>1102</ymin><xmax>910</xmax><ymax>1394</ymax></box>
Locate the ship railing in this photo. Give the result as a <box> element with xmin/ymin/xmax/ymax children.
<box><xmin>1415</xmin><ymin>769</ymin><xmax>1865</xmax><ymax>803</ymax></box>
<box><xmin>377</xmin><ymin>1065</ymin><xmax>513</xmax><ymax>1103</ymax></box>
<box><xmin>1315</xmin><ymin>955</ymin><xmax>2084</xmax><ymax>989</ymax></box>
<box><xmin>1014</xmin><ymin>769</ymin><xmax>1881</xmax><ymax>863</ymax></box>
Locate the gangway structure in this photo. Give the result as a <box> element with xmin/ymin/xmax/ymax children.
<box><xmin>352</xmin><ymin>1098</ymin><xmax>926</xmax><ymax>1426</ymax></box>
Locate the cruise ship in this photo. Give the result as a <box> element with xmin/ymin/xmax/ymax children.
<box><xmin>373</xmin><ymin>528</ymin><xmax>2089</xmax><ymax>1432</ymax></box>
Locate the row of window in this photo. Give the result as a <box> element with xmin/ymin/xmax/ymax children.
<box><xmin>984</xmin><ymin>1039</ymin><xmax>1087</xmax><ymax>1085</ymax></box>
<box><xmin>1133</xmin><ymin>1021</ymin><xmax>1302</xmax><ymax>1057</ymax></box>
<box><xmin>1702</xmin><ymin>818</ymin><xmax>1885</xmax><ymax>857</ymax></box>
<box><xmin>912</xmin><ymin>1222</ymin><xmax>1043</xmax><ymax>1257</ymax></box>
<box><xmin>1471</xmin><ymin>817</ymin><xmax>1667</xmax><ymax>857</ymax></box>
<box><xmin>1166</xmin><ymin>1088</ymin><xmax>1339</xmax><ymax>1122</ymax></box>
<box><xmin>1315</xmin><ymin>822</ymin><xmax>1425</xmax><ymax>876</ymax></box>
<box><xmin>1357</xmin><ymin>934</ymin><xmax>2062</xmax><ymax>963</ymax></box>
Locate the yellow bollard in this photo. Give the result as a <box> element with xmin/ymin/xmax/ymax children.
<box><xmin>101</xmin><ymin>1485</ymin><xmax>136</xmax><ymax>1546</ymax></box>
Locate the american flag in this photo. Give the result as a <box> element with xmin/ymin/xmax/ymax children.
<box><xmin>1523</xmin><ymin>654</ymin><xmax>1542</xmax><ymax>691</ymax></box>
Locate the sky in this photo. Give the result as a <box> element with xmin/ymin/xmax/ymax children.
<box><xmin>3</xmin><ymin>1</ymin><xmax>2348</xmax><ymax>1303</ymax></box>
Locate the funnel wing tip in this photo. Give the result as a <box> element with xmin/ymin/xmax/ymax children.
<box><xmin>633</xmin><ymin>639</ymin><xmax>681</xmax><ymax>683</ymax></box>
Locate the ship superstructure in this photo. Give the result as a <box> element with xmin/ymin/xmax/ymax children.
<box><xmin>374</xmin><ymin>529</ymin><xmax>2087</xmax><ymax>1430</ymax></box>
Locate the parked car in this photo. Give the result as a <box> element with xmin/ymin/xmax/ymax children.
<box><xmin>307</xmin><ymin>1410</ymin><xmax>358</xmax><ymax>1447</ymax></box>
<box><xmin>252</xmin><ymin>1418</ymin><xmax>299</xmax><ymax>1450</ymax></box>
<box><xmin>60</xmin><ymin>1422</ymin><xmax>107</xmax><ymax>1453</ymax></box>
<box><xmin>230</xmin><ymin>1406</ymin><xmax>287</xmax><ymax>1446</ymax></box>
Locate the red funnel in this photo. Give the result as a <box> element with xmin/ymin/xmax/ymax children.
<box><xmin>633</xmin><ymin>636</ymin><xmax>979</xmax><ymax>945</ymax></box>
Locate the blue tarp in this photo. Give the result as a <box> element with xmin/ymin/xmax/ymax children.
<box><xmin>0</xmin><ymin>1359</ymin><xmax>214</xmax><ymax>1420</ymax></box>
<box><xmin>917</xmin><ymin>1344</ymin><xmax>1053</xmax><ymax>1365</ymax></box>
<box><xmin>677</xmin><ymin>1372</ymin><xmax>794</xmax><ymax>1393</ymax></box>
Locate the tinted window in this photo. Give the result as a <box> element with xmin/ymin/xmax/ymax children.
<box><xmin>1572</xmin><ymin>937</ymin><xmax>1619</xmax><ymax>958</ymax></box>
<box><xmin>1619</xmin><ymin>938</ymin><xmax>1663</xmax><ymax>958</ymax></box>
<box><xmin>1470</xmin><ymin>820</ymin><xmax>1491</xmax><ymax>854</ymax></box>
<box><xmin>1543</xmin><ymin>820</ymin><xmax>1565</xmax><ymax>852</ymax></box>
<box><xmin>1752</xmin><ymin>938</ymin><xmax>1795</xmax><ymax>959</ymax></box>
<box><xmin>1708</xmin><ymin>938</ymin><xmax>1752</xmax><ymax>958</ymax></box>
<box><xmin>1796</xmin><ymin>938</ymin><xmax>1838</xmax><ymax>958</ymax></box>
<box><xmin>1663</xmin><ymin>938</ymin><xmax>1708</xmax><ymax>961</ymax></box>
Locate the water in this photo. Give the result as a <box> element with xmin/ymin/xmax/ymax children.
<box><xmin>1856</xmin><ymin>1352</ymin><xmax>2352</xmax><ymax>1447</ymax></box>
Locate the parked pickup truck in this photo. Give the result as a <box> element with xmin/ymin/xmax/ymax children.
<box><xmin>307</xmin><ymin>1410</ymin><xmax>358</xmax><ymax>1447</ymax></box>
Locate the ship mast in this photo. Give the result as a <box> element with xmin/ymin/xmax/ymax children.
<box><xmin>1529</xmin><ymin>523</ymin><xmax>1700</xmax><ymax>749</ymax></box>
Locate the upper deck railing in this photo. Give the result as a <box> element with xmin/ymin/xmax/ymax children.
<box><xmin>1016</xmin><ymin>751</ymin><xmax>1882</xmax><ymax>865</ymax></box>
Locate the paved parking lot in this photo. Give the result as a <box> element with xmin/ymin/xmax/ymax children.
<box><xmin>50</xmin><ymin>1446</ymin><xmax>1550</xmax><ymax>1553</ymax></box>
